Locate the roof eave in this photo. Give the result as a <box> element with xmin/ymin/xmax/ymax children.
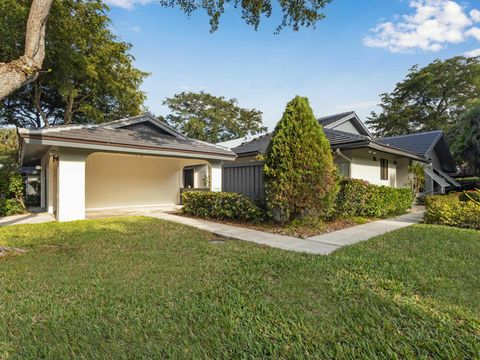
<box><xmin>22</xmin><ymin>135</ymin><xmax>236</xmax><ymax>162</ymax></box>
<box><xmin>335</xmin><ymin>140</ymin><xmax>428</xmax><ymax>162</ymax></box>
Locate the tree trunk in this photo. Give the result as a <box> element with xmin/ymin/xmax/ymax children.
<box><xmin>33</xmin><ymin>81</ymin><xmax>49</xmax><ymax>127</ymax></box>
<box><xmin>0</xmin><ymin>0</ymin><xmax>54</xmax><ymax>100</ymax></box>
<box><xmin>64</xmin><ymin>94</ymin><xmax>75</xmax><ymax>124</ymax></box>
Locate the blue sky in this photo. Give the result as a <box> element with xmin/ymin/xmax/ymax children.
<box><xmin>106</xmin><ymin>0</ymin><xmax>480</xmax><ymax>130</ymax></box>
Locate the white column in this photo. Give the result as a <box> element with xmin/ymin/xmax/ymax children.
<box><xmin>40</xmin><ymin>153</ymin><xmax>47</xmax><ymax>208</ymax></box>
<box><xmin>47</xmin><ymin>155</ymin><xmax>56</xmax><ymax>215</ymax></box>
<box><xmin>56</xmin><ymin>149</ymin><xmax>87</xmax><ymax>222</ymax></box>
<box><xmin>210</xmin><ymin>161</ymin><xmax>223</xmax><ymax>192</ymax></box>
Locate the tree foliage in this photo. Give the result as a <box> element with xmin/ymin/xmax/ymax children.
<box><xmin>450</xmin><ymin>101</ymin><xmax>480</xmax><ymax>175</ymax></box>
<box><xmin>163</xmin><ymin>91</ymin><xmax>266</xmax><ymax>143</ymax></box>
<box><xmin>367</xmin><ymin>56</ymin><xmax>480</xmax><ymax>137</ymax></box>
<box><xmin>0</xmin><ymin>128</ymin><xmax>19</xmax><ymax>169</ymax></box>
<box><xmin>0</xmin><ymin>128</ymin><xmax>25</xmax><ymax>215</ymax></box>
<box><xmin>0</xmin><ymin>0</ymin><xmax>148</xmax><ymax>128</ymax></box>
<box><xmin>158</xmin><ymin>0</ymin><xmax>333</xmax><ymax>33</ymax></box>
<box><xmin>263</xmin><ymin>96</ymin><xmax>338</xmax><ymax>223</ymax></box>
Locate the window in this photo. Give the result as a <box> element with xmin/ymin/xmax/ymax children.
<box><xmin>183</xmin><ymin>168</ymin><xmax>194</xmax><ymax>188</ymax></box>
<box><xmin>380</xmin><ymin>159</ymin><xmax>388</xmax><ymax>180</ymax></box>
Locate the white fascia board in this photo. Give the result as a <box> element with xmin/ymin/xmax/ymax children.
<box><xmin>23</xmin><ymin>137</ymin><xmax>236</xmax><ymax>162</ymax></box>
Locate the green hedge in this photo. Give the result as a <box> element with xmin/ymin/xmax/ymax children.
<box><xmin>182</xmin><ymin>191</ymin><xmax>263</xmax><ymax>222</ymax></box>
<box><xmin>424</xmin><ymin>194</ymin><xmax>480</xmax><ymax>230</ymax></box>
<box><xmin>335</xmin><ymin>179</ymin><xmax>414</xmax><ymax>218</ymax></box>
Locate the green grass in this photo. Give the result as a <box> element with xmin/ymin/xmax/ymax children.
<box><xmin>0</xmin><ymin>218</ymin><xmax>479</xmax><ymax>359</ymax></box>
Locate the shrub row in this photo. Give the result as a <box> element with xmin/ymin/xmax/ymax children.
<box><xmin>182</xmin><ymin>180</ymin><xmax>415</xmax><ymax>223</ymax></box>
<box><xmin>182</xmin><ymin>191</ymin><xmax>263</xmax><ymax>222</ymax></box>
<box><xmin>424</xmin><ymin>194</ymin><xmax>480</xmax><ymax>230</ymax></box>
<box><xmin>335</xmin><ymin>179</ymin><xmax>414</xmax><ymax>218</ymax></box>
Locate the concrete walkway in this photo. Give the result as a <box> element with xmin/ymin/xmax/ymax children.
<box><xmin>0</xmin><ymin>212</ymin><xmax>55</xmax><ymax>226</ymax></box>
<box><xmin>151</xmin><ymin>210</ymin><xmax>424</xmax><ymax>255</ymax></box>
<box><xmin>306</xmin><ymin>211</ymin><xmax>425</xmax><ymax>248</ymax></box>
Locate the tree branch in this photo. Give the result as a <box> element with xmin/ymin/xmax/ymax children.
<box><xmin>0</xmin><ymin>0</ymin><xmax>54</xmax><ymax>100</ymax></box>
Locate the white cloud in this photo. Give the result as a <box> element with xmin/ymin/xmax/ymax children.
<box><xmin>471</xmin><ymin>9</ymin><xmax>480</xmax><ymax>22</ymax></box>
<box><xmin>466</xmin><ymin>27</ymin><xmax>480</xmax><ymax>41</ymax></box>
<box><xmin>105</xmin><ymin>0</ymin><xmax>153</xmax><ymax>10</ymax></box>
<box><xmin>465</xmin><ymin>48</ymin><xmax>480</xmax><ymax>57</ymax></box>
<box><xmin>364</xmin><ymin>0</ymin><xmax>480</xmax><ymax>53</ymax></box>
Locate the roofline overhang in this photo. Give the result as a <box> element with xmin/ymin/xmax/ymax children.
<box><xmin>332</xmin><ymin>141</ymin><xmax>428</xmax><ymax>162</ymax></box>
<box><xmin>21</xmin><ymin>134</ymin><xmax>237</xmax><ymax>162</ymax></box>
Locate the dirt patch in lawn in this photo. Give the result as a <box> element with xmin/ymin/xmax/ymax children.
<box><xmin>170</xmin><ymin>212</ymin><xmax>373</xmax><ymax>238</ymax></box>
<box><xmin>0</xmin><ymin>246</ymin><xmax>27</xmax><ymax>257</ymax></box>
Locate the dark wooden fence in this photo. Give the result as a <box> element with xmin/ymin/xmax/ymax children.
<box><xmin>222</xmin><ymin>161</ymin><xmax>265</xmax><ymax>203</ymax></box>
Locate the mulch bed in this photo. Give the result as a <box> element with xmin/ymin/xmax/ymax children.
<box><xmin>170</xmin><ymin>212</ymin><xmax>372</xmax><ymax>238</ymax></box>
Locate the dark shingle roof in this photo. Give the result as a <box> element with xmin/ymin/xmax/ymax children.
<box><xmin>317</xmin><ymin>111</ymin><xmax>355</xmax><ymax>127</ymax></box>
<box><xmin>377</xmin><ymin>131</ymin><xmax>443</xmax><ymax>157</ymax></box>
<box><xmin>233</xmin><ymin>129</ymin><xmax>368</xmax><ymax>156</ymax></box>
<box><xmin>23</xmin><ymin>126</ymin><xmax>234</xmax><ymax>158</ymax></box>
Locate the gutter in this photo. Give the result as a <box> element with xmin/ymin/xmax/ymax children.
<box><xmin>333</xmin><ymin>141</ymin><xmax>428</xmax><ymax>162</ymax></box>
<box><xmin>21</xmin><ymin>134</ymin><xmax>237</xmax><ymax>162</ymax></box>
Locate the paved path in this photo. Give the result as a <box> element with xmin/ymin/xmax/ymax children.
<box><xmin>151</xmin><ymin>212</ymin><xmax>339</xmax><ymax>255</ymax></box>
<box><xmin>151</xmin><ymin>211</ymin><xmax>424</xmax><ymax>255</ymax></box>
<box><xmin>305</xmin><ymin>211</ymin><xmax>425</xmax><ymax>248</ymax></box>
<box><xmin>0</xmin><ymin>209</ymin><xmax>424</xmax><ymax>255</ymax></box>
<box><xmin>0</xmin><ymin>212</ymin><xmax>55</xmax><ymax>226</ymax></box>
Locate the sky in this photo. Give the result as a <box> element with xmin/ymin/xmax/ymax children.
<box><xmin>105</xmin><ymin>0</ymin><xmax>480</xmax><ymax>131</ymax></box>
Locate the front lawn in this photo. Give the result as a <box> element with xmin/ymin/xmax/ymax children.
<box><xmin>0</xmin><ymin>218</ymin><xmax>479</xmax><ymax>358</ymax></box>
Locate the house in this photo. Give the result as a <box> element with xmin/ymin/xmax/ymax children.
<box><xmin>223</xmin><ymin>111</ymin><xmax>457</xmax><ymax>202</ymax></box>
<box><xmin>378</xmin><ymin>131</ymin><xmax>460</xmax><ymax>194</ymax></box>
<box><xmin>18</xmin><ymin>114</ymin><xmax>236</xmax><ymax>221</ymax></box>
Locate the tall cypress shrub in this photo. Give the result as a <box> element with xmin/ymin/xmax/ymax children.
<box><xmin>264</xmin><ymin>96</ymin><xmax>338</xmax><ymax>222</ymax></box>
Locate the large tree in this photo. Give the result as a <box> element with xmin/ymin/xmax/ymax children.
<box><xmin>0</xmin><ymin>0</ymin><xmax>333</xmax><ymax>101</ymax></box>
<box><xmin>1</xmin><ymin>0</ymin><xmax>148</xmax><ymax>128</ymax></box>
<box><xmin>263</xmin><ymin>96</ymin><xmax>338</xmax><ymax>223</ymax></box>
<box><xmin>163</xmin><ymin>91</ymin><xmax>266</xmax><ymax>143</ymax></box>
<box><xmin>367</xmin><ymin>56</ymin><xmax>480</xmax><ymax>137</ymax></box>
<box><xmin>450</xmin><ymin>101</ymin><xmax>480</xmax><ymax>175</ymax></box>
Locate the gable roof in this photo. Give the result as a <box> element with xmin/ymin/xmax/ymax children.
<box><xmin>377</xmin><ymin>131</ymin><xmax>443</xmax><ymax>157</ymax></box>
<box><xmin>378</xmin><ymin>130</ymin><xmax>456</xmax><ymax>172</ymax></box>
<box><xmin>317</xmin><ymin>111</ymin><xmax>373</xmax><ymax>138</ymax></box>
<box><xmin>19</xmin><ymin>114</ymin><xmax>236</xmax><ymax>163</ymax></box>
<box><xmin>98</xmin><ymin>113</ymin><xmax>187</xmax><ymax>139</ymax></box>
<box><xmin>317</xmin><ymin>111</ymin><xmax>356</xmax><ymax>127</ymax></box>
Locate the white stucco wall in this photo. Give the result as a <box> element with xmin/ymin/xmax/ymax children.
<box><xmin>57</xmin><ymin>149</ymin><xmax>87</xmax><ymax>221</ymax></box>
<box><xmin>350</xmin><ymin>149</ymin><xmax>400</xmax><ymax>187</ymax></box>
<box><xmin>396</xmin><ymin>157</ymin><xmax>411</xmax><ymax>188</ymax></box>
<box><xmin>85</xmin><ymin>152</ymin><xmax>209</xmax><ymax>210</ymax></box>
<box><xmin>210</xmin><ymin>161</ymin><xmax>223</xmax><ymax>192</ymax></box>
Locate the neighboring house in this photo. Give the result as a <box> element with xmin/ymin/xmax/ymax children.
<box><xmin>224</xmin><ymin>111</ymin><xmax>456</xmax><ymax>202</ymax></box>
<box><xmin>378</xmin><ymin>131</ymin><xmax>460</xmax><ymax>194</ymax></box>
<box><xmin>19</xmin><ymin>114</ymin><xmax>236</xmax><ymax>221</ymax></box>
